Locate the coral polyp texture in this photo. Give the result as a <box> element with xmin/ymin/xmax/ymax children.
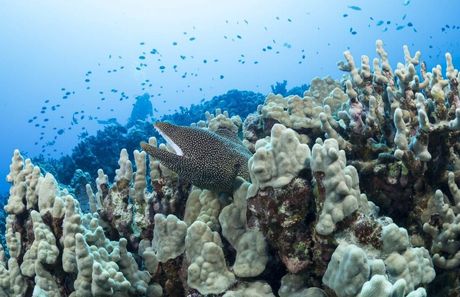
<box><xmin>2</xmin><ymin>40</ymin><xmax>460</xmax><ymax>296</ymax></box>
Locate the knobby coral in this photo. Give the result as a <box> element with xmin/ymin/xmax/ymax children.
<box><xmin>2</xmin><ymin>40</ymin><xmax>460</xmax><ymax>297</ymax></box>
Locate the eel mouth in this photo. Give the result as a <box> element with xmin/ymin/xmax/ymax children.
<box><xmin>154</xmin><ymin>122</ymin><xmax>184</xmax><ymax>156</ymax></box>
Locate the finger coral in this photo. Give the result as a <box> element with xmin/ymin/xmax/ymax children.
<box><xmin>2</xmin><ymin>40</ymin><xmax>460</xmax><ymax>297</ymax></box>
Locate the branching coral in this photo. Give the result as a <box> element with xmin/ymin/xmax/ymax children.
<box><xmin>423</xmin><ymin>173</ymin><xmax>460</xmax><ymax>269</ymax></box>
<box><xmin>184</xmin><ymin>187</ymin><xmax>221</xmax><ymax>231</ymax></box>
<box><xmin>219</xmin><ymin>179</ymin><xmax>268</xmax><ymax>277</ymax></box>
<box><xmin>311</xmin><ymin>138</ymin><xmax>367</xmax><ymax>235</ymax></box>
<box><xmin>322</xmin><ymin>243</ymin><xmax>371</xmax><ymax>297</ymax></box>
<box><xmin>279</xmin><ymin>274</ymin><xmax>326</xmax><ymax>297</ymax></box>
<box><xmin>185</xmin><ymin>221</ymin><xmax>235</xmax><ymax>294</ymax></box>
<box><xmin>323</xmin><ymin>236</ymin><xmax>434</xmax><ymax>297</ymax></box>
<box><xmin>248</xmin><ymin>123</ymin><xmax>310</xmax><ymax>197</ymax></box>
<box><xmin>223</xmin><ymin>281</ymin><xmax>275</xmax><ymax>297</ymax></box>
<box><xmin>3</xmin><ymin>40</ymin><xmax>460</xmax><ymax>297</ymax></box>
<box><xmin>151</xmin><ymin>213</ymin><xmax>187</xmax><ymax>263</ymax></box>
<box><xmin>3</xmin><ymin>149</ymin><xmax>162</xmax><ymax>297</ymax></box>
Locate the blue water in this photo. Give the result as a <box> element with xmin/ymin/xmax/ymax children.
<box><xmin>0</xmin><ymin>0</ymin><xmax>459</xmax><ymax>195</ymax></box>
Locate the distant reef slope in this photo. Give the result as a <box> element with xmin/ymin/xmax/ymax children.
<box><xmin>30</xmin><ymin>85</ymin><xmax>307</xmax><ymax>188</ymax></box>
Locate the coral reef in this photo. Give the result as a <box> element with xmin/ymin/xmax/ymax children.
<box><xmin>2</xmin><ymin>40</ymin><xmax>460</xmax><ymax>296</ymax></box>
<box><xmin>270</xmin><ymin>80</ymin><xmax>310</xmax><ymax>97</ymax></box>
<box><xmin>32</xmin><ymin>121</ymin><xmax>157</xmax><ymax>187</ymax></box>
<box><xmin>31</xmin><ymin>89</ymin><xmax>268</xmax><ymax>193</ymax></box>
<box><xmin>244</xmin><ymin>39</ymin><xmax>460</xmax><ymax>295</ymax></box>
<box><xmin>248</xmin><ymin>123</ymin><xmax>310</xmax><ymax>197</ymax></box>
<box><xmin>161</xmin><ymin>89</ymin><xmax>265</xmax><ymax>127</ymax></box>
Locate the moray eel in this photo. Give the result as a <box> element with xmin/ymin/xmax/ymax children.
<box><xmin>141</xmin><ymin>122</ymin><xmax>252</xmax><ymax>193</ymax></box>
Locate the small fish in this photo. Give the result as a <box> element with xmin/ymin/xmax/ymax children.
<box><xmin>348</xmin><ymin>5</ymin><xmax>362</xmax><ymax>11</ymax></box>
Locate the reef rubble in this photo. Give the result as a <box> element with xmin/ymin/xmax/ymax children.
<box><xmin>1</xmin><ymin>40</ymin><xmax>460</xmax><ymax>296</ymax></box>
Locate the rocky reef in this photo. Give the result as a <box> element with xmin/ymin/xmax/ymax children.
<box><xmin>1</xmin><ymin>40</ymin><xmax>460</xmax><ymax>296</ymax></box>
